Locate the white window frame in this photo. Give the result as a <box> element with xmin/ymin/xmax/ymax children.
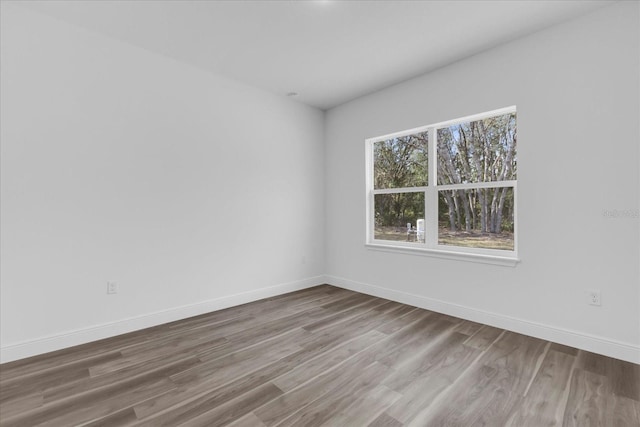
<box><xmin>365</xmin><ymin>106</ymin><xmax>519</xmax><ymax>267</ymax></box>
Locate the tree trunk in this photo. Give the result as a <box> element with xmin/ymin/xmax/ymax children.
<box><xmin>443</xmin><ymin>192</ymin><xmax>457</xmax><ymax>231</ymax></box>
<box><xmin>459</xmin><ymin>190</ymin><xmax>471</xmax><ymax>231</ymax></box>
<box><xmin>495</xmin><ymin>187</ymin><xmax>509</xmax><ymax>233</ymax></box>
<box><xmin>453</xmin><ymin>193</ymin><xmax>462</xmax><ymax>230</ymax></box>
<box><xmin>469</xmin><ymin>123</ymin><xmax>487</xmax><ymax>232</ymax></box>
<box><xmin>468</xmin><ymin>192</ymin><xmax>476</xmax><ymax>230</ymax></box>
<box><xmin>490</xmin><ymin>187</ymin><xmax>500</xmax><ymax>233</ymax></box>
<box><xmin>478</xmin><ymin>189</ymin><xmax>487</xmax><ymax>233</ymax></box>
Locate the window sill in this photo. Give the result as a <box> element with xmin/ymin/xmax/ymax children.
<box><xmin>365</xmin><ymin>243</ymin><xmax>520</xmax><ymax>267</ymax></box>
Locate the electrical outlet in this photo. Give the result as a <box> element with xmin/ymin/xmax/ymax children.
<box><xmin>107</xmin><ymin>281</ymin><xmax>118</xmax><ymax>295</ymax></box>
<box><xmin>587</xmin><ymin>290</ymin><xmax>601</xmax><ymax>306</ymax></box>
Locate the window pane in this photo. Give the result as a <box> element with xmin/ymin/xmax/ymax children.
<box><xmin>438</xmin><ymin>187</ymin><xmax>514</xmax><ymax>250</ymax></box>
<box><xmin>437</xmin><ymin>112</ymin><xmax>516</xmax><ymax>185</ymax></box>
<box><xmin>374</xmin><ymin>192</ymin><xmax>425</xmax><ymax>242</ymax></box>
<box><xmin>374</xmin><ymin>132</ymin><xmax>428</xmax><ymax>189</ymax></box>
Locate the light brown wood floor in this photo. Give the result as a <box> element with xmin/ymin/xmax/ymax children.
<box><xmin>1</xmin><ymin>285</ymin><xmax>639</xmax><ymax>426</ymax></box>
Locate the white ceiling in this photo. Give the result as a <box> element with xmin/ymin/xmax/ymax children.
<box><xmin>15</xmin><ymin>0</ymin><xmax>615</xmax><ymax>110</ymax></box>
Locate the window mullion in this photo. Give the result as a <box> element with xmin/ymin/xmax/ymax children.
<box><xmin>366</xmin><ymin>107</ymin><xmax>517</xmax><ymax>259</ymax></box>
<box><xmin>373</xmin><ymin>187</ymin><xmax>428</xmax><ymax>195</ymax></box>
<box><xmin>426</xmin><ymin>127</ymin><xmax>438</xmax><ymax>248</ymax></box>
<box><xmin>437</xmin><ymin>180</ymin><xmax>517</xmax><ymax>191</ymax></box>
<box><xmin>365</xmin><ymin>139</ymin><xmax>373</xmax><ymax>243</ymax></box>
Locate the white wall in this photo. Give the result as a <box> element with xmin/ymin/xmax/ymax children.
<box><xmin>325</xmin><ymin>2</ymin><xmax>640</xmax><ymax>362</ymax></box>
<box><xmin>0</xmin><ymin>4</ymin><xmax>325</xmax><ymax>362</ymax></box>
<box><xmin>2</xmin><ymin>2</ymin><xmax>638</xmax><ymax>365</ymax></box>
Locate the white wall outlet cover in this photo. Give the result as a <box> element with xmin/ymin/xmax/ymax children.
<box><xmin>587</xmin><ymin>290</ymin><xmax>601</xmax><ymax>306</ymax></box>
<box><xmin>107</xmin><ymin>281</ymin><xmax>118</xmax><ymax>294</ymax></box>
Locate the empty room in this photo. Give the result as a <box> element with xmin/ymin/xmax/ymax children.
<box><xmin>1</xmin><ymin>0</ymin><xmax>638</xmax><ymax>426</ymax></box>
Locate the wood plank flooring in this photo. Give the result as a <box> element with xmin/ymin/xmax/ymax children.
<box><xmin>1</xmin><ymin>285</ymin><xmax>638</xmax><ymax>426</ymax></box>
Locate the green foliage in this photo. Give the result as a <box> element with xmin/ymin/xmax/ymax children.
<box><xmin>374</xmin><ymin>132</ymin><xmax>427</xmax><ymax>230</ymax></box>
<box><xmin>373</xmin><ymin>112</ymin><xmax>517</xmax><ymax>242</ymax></box>
<box><xmin>438</xmin><ymin>188</ymin><xmax>515</xmax><ymax>234</ymax></box>
<box><xmin>437</xmin><ymin>113</ymin><xmax>516</xmax><ymax>185</ymax></box>
<box><xmin>436</xmin><ymin>113</ymin><xmax>516</xmax><ymax>234</ymax></box>
<box><xmin>374</xmin><ymin>133</ymin><xmax>428</xmax><ymax>189</ymax></box>
<box><xmin>375</xmin><ymin>193</ymin><xmax>424</xmax><ymax>228</ymax></box>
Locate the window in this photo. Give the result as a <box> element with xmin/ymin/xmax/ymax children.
<box><xmin>366</xmin><ymin>107</ymin><xmax>518</xmax><ymax>265</ymax></box>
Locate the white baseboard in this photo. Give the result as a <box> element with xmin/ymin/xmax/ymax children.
<box><xmin>4</xmin><ymin>275</ymin><xmax>638</xmax><ymax>365</ymax></box>
<box><xmin>0</xmin><ymin>276</ymin><xmax>325</xmax><ymax>364</ymax></box>
<box><xmin>325</xmin><ymin>275</ymin><xmax>640</xmax><ymax>364</ymax></box>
